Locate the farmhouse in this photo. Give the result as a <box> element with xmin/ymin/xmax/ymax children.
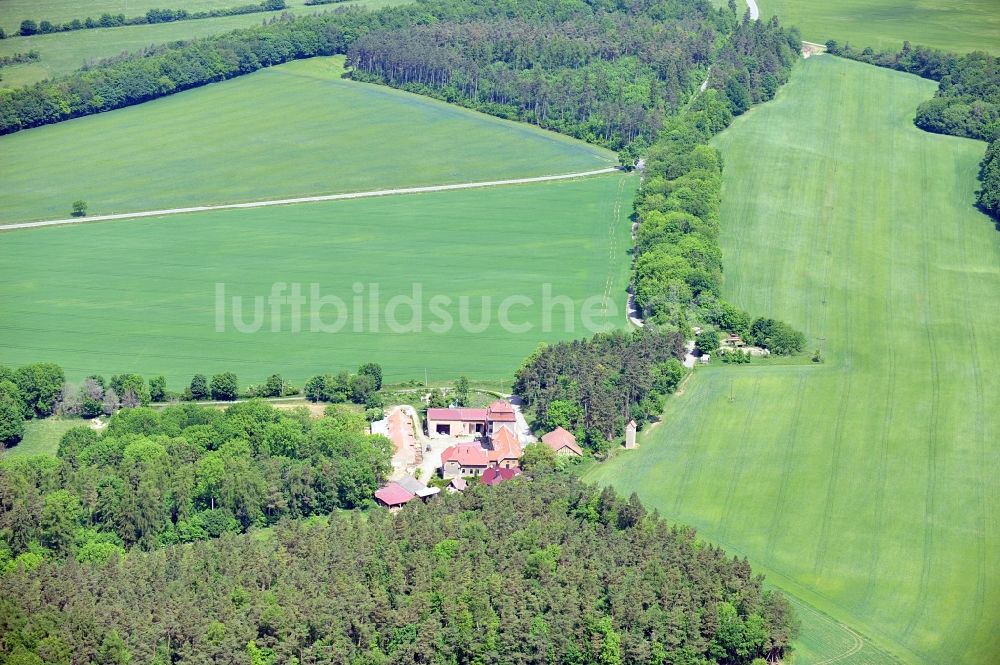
<box><xmin>541</xmin><ymin>426</ymin><xmax>583</xmax><ymax>457</ymax></box>
<box><xmin>440</xmin><ymin>443</ymin><xmax>489</xmax><ymax>478</ymax></box>
<box><xmin>426</xmin><ymin>399</ymin><xmax>518</xmax><ymax>437</ymax></box>
<box><xmin>440</xmin><ymin>424</ymin><xmax>523</xmax><ymax>479</ymax></box>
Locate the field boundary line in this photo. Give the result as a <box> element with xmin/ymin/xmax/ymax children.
<box><xmin>0</xmin><ymin>167</ymin><xmax>621</xmax><ymax>231</ymax></box>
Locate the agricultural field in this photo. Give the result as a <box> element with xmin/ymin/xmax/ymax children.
<box><xmin>0</xmin><ymin>56</ymin><xmax>614</xmax><ymax>224</ymax></box>
<box><xmin>758</xmin><ymin>0</ymin><xmax>1000</xmax><ymax>54</ymax></box>
<box><xmin>0</xmin><ymin>0</ymin><xmax>411</xmax><ymax>87</ymax></box>
<box><xmin>0</xmin><ymin>172</ymin><xmax>635</xmax><ymax>386</ymax></box>
<box><xmin>586</xmin><ymin>55</ymin><xmax>1000</xmax><ymax>664</ymax></box>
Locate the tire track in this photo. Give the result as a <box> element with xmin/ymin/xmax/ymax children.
<box><xmin>765</xmin><ymin>374</ymin><xmax>807</xmax><ymax>558</ymax></box>
<box><xmin>718</xmin><ymin>377</ymin><xmax>762</xmax><ymax>544</ymax></box>
<box><xmin>902</xmin><ymin>142</ymin><xmax>939</xmax><ymax>640</ymax></box>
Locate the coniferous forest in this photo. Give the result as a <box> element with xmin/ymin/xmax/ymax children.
<box><xmin>0</xmin><ymin>473</ymin><xmax>797</xmax><ymax>665</ymax></box>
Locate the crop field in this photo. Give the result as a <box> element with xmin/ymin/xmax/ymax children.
<box><xmin>586</xmin><ymin>56</ymin><xmax>1000</xmax><ymax>664</ymax></box>
<box><xmin>0</xmin><ymin>0</ymin><xmax>411</xmax><ymax>87</ymax></box>
<box><xmin>759</xmin><ymin>0</ymin><xmax>1000</xmax><ymax>54</ymax></box>
<box><xmin>0</xmin><ymin>172</ymin><xmax>635</xmax><ymax>386</ymax></box>
<box><xmin>0</xmin><ymin>56</ymin><xmax>614</xmax><ymax>224</ymax></box>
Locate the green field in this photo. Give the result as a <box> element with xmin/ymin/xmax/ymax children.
<box><xmin>0</xmin><ymin>56</ymin><xmax>614</xmax><ymax>224</ymax></box>
<box><xmin>586</xmin><ymin>56</ymin><xmax>1000</xmax><ymax>664</ymax></box>
<box><xmin>0</xmin><ymin>0</ymin><xmax>410</xmax><ymax>87</ymax></box>
<box><xmin>0</xmin><ymin>172</ymin><xmax>635</xmax><ymax>386</ymax></box>
<box><xmin>759</xmin><ymin>0</ymin><xmax>1000</xmax><ymax>54</ymax></box>
<box><xmin>1</xmin><ymin>417</ymin><xmax>81</xmax><ymax>458</ymax></box>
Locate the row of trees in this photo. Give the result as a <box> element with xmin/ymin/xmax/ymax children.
<box><xmin>304</xmin><ymin>362</ymin><xmax>383</xmax><ymax>408</ymax></box>
<box><xmin>0</xmin><ymin>474</ymin><xmax>797</xmax><ymax>664</ymax></box>
<box><xmin>825</xmin><ymin>41</ymin><xmax>1000</xmax><ymax>220</ymax></box>
<box><xmin>627</xmin><ymin>16</ymin><xmax>804</xmax><ymax>356</ymax></box>
<box><xmin>13</xmin><ymin>1</ymin><xmax>286</xmax><ymax>37</ymax></box>
<box><xmin>0</xmin><ymin>399</ymin><xmax>392</xmax><ymax>565</ymax></box>
<box><xmin>514</xmin><ymin>329</ymin><xmax>687</xmax><ymax>450</ymax></box>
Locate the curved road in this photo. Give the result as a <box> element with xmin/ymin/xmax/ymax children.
<box><xmin>0</xmin><ymin>167</ymin><xmax>620</xmax><ymax>232</ymax></box>
<box><xmin>746</xmin><ymin>0</ymin><xmax>760</xmax><ymax>20</ymax></box>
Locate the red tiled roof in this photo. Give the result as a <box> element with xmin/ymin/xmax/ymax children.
<box><xmin>441</xmin><ymin>443</ymin><xmax>489</xmax><ymax>467</ymax></box>
<box><xmin>427</xmin><ymin>408</ymin><xmax>488</xmax><ymax>422</ymax></box>
<box><xmin>375</xmin><ymin>482</ymin><xmax>415</xmax><ymax>507</ymax></box>
<box><xmin>486</xmin><ymin>400</ymin><xmax>517</xmax><ymax>421</ymax></box>
<box><xmin>542</xmin><ymin>426</ymin><xmax>583</xmax><ymax>455</ymax></box>
<box><xmin>482</xmin><ymin>466</ymin><xmax>520</xmax><ymax>486</ymax></box>
<box><xmin>489</xmin><ymin>425</ymin><xmax>522</xmax><ymax>462</ymax></box>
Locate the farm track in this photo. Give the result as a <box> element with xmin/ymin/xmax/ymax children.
<box><xmin>0</xmin><ymin>167</ymin><xmax>621</xmax><ymax>231</ymax></box>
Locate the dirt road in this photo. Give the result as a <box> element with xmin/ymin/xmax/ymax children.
<box><xmin>0</xmin><ymin>167</ymin><xmax>620</xmax><ymax>232</ymax></box>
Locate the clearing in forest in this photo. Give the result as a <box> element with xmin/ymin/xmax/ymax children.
<box><xmin>586</xmin><ymin>56</ymin><xmax>1000</xmax><ymax>665</ymax></box>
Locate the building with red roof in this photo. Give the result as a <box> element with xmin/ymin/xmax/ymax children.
<box><xmin>426</xmin><ymin>407</ymin><xmax>489</xmax><ymax>436</ymax></box>
<box><xmin>541</xmin><ymin>426</ymin><xmax>583</xmax><ymax>457</ymax></box>
<box><xmin>489</xmin><ymin>425</ymin><xmax>523</xmax><ymax>469</ymax></box>
<box><xmin>481</xmin><ymin>466</ymin><xmax>521</xmax><ymax>486</ymax></box>
<box><xmin>485</xmin><ymin>399</ymin><xmax>516</xmax><ymax>435</ymax></box>
<box><xmin>374</xmin><ymin>482</ymin><xmax>416</xmax><ymax>511</ymax></box>
<box><xmin>441</xmin><ymin>443</ymin><xmax>490</xmax><ymax>479</ymax></box>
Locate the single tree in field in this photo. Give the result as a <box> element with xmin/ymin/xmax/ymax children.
<box><xmin>71</xmin><ymin>200</ymin><xmax>87</xmax><ymax>217</ymax></box>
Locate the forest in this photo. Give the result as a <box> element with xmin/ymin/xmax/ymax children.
<box><xmin>347</xmin><ymin>7</ymin><xmax>801</xmax><ymax>149</ymax></box>
<box><xmin>0</xmin><ymin>474</ymin><xmax>797</xmax><ymax>665</ymax></box>
<box><xmin>0</xmin><ymin>399</ymin><xmax>393</xmax><ymax>568</ymax></box>
<box><xmin>825</xmin><ymin>41</ymin><xmax>1000</xmax><ymax>219</ymax></box>
<box><xmin>514</xmin><ymin>330</ymin><xmax>686</xmax><ymax>450</ymax></box>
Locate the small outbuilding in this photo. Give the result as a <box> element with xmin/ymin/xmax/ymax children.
<box><xmin>374</xmin><ymin>482</ymin><xmax>416</xmax><ymax>511</ymax></box>
<box><xmin>541</xmin><ymin>426</ymin><xmax>583</xmax><ymax>457</ymax></box>
<box><xmin>481</xmin><ymin>466</ymin><xmax>521</xmax><ymax>486</ymax></box>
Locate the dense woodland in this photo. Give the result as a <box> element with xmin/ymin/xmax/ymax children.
<box><xmin>347</xmin><ymin>6</ymin><xmax>800</xmax><ymax>148</ymax></box>
<box><xmin>0</xmin><ymin>400</ymin><xmax>392</xmax><ymax>568</ymax></box>
<box><xmin>514</xmin><ymin>330</ymin><xmax>686</xmax><ymax>449</ymax></box>
<box><xmin>826</xmin><ymin>41</ymin><xmax>1000</xmax><ymax>220</ymax></box>
<box><xmin>0</xmin><ymin>474</ymin><xmax>797</xmax><ymax>665</ymax></box>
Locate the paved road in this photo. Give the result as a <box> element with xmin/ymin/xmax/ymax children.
<box><xmin>746</xmin><ymin>0</ymin><xmax>759</xmax><ymax>20</ymax></box>
<box><xmin>0</xmin><ymin>167</ymin><xmax>620</xmax><ymax>232</ymax></box>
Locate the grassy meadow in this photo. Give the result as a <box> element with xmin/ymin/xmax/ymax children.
<box><xmin>1</xmin><ymin>417</ymin><xmax>81</xmax><ymax>458</ymax></box>
<box><xmin>0</xmin><ymin>0</ymin><xmax>411</xmax><ymax>87</ymax></box>
<box><xmin>0</xmin><ymin>56</ymin><xmax>614</xmax><ymax>224</ymax></box>
<box><xmin>0</xmin><ymin>172</ymin><xmax>635</xmax><ymax>386</ymax></box>
<box><xmin>586</xmin><ymin>56</ymin><xmax>1000</xmax><ymax>664</ymax></box>
<box><xmin>759</xmin><ymin>0</ymin><xmax>1000</xmax><ymax>54</ymax></box>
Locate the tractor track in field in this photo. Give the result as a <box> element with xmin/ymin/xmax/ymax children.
<box><xmin>902</xmin><ymin>146</ymin><xmax>940</xmax><ymax>641</ymax></box>
<box><xmin>0</xmin><ymin>167</ymin><xmax>621</xmax><ymax>231</ymax></box>
<box><xmin>764</xmin><ymin>373</ymin><xmax>806</xmax><ymax>558</ymax></box>
<box><xmin>718</xmin><ymin>377</ymin><xmax>762</xmax><ymax>544</ymax></box>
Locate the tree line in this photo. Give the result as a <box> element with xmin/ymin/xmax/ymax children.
<box><xmin>0</xmin><ymin>473</ymin><xmax>797</xmax><ymax>664</ymax></box>
<box><xmin>0</xmin><ymin>361</ymin><xmax>385</xmax><ymax>450</ymax></box>
<box><xmin>825</xmin><ymin>41</ymin><xmax>1000</xmax><ymax>220</ymax></box>
<box><xmin>0</xmin><ymin>399</ymin><xmax>392</xmax><ymax>569</ymax></box>
<box><xmin>12</xmin><ymin>1</ymin><xmax>286</xmax><ymax>37</ymax></box>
